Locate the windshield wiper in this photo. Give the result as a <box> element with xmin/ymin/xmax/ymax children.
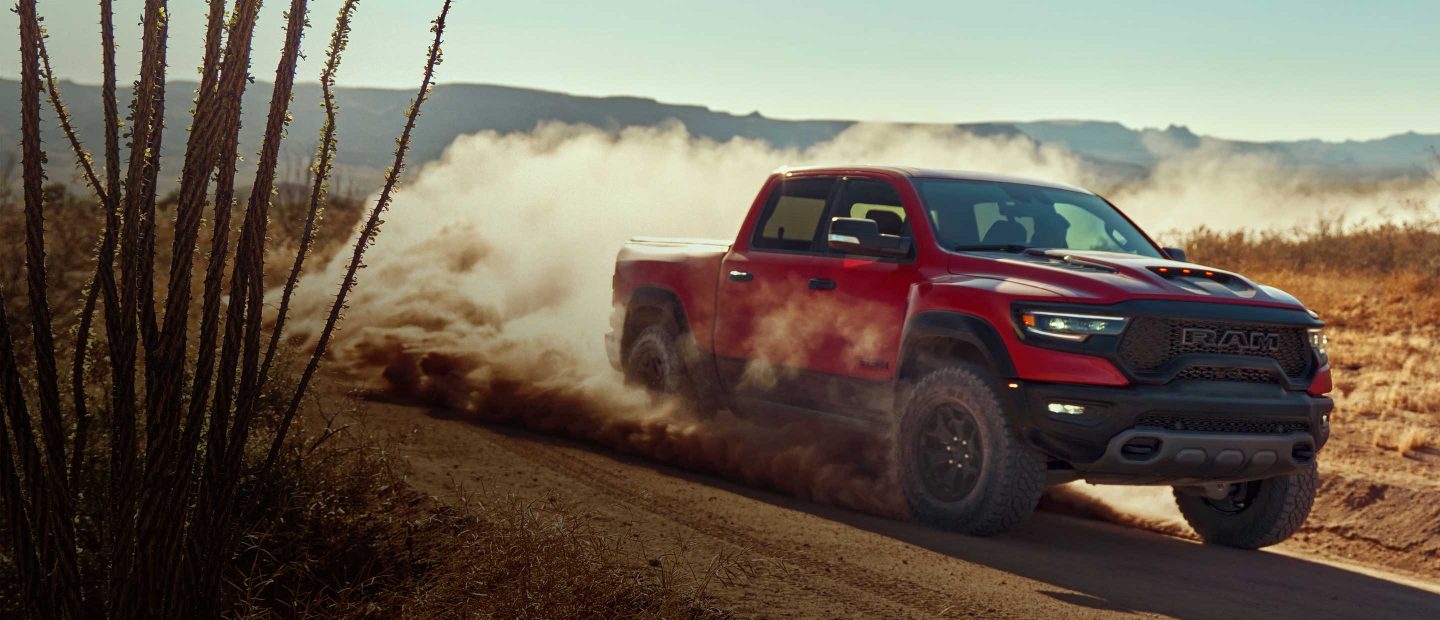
<box><xmin>952</xmin><ymin>244</ymin><xmax>1032</xmax><ymax>253</ymax></box>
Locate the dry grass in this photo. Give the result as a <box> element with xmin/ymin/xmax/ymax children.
<box><xmin>1397</xmin><ymin>426</ymin><xmax>1433</xmax><ymax>459</ymax></box>
<box><xmin>1177</xmin><ymin>208</ymin><xmax>1440</xmax><ymax>276</ymax></box>
<box><xmin>1180</xmin><ymin>218</ymin><xmax>1440</xmax><ymax>463</ymax></box>
<box><xmin>0</xmin><ymin>181</ymin><xmax>366</xmax><ymax>329</ymax></box>
<box><xmin>1373</xmin><ymin>425</ymin><xmax>1434</xmax><ymax>458</ymax></box>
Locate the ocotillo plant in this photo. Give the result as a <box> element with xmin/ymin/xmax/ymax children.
<box><xmin>0</xmin><ymin>0</ymin><xmax>453</xmax><ymax>617</ymax></box>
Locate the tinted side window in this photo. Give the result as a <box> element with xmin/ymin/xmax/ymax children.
<box><xmin>915</xmin><ymin>179</ymin><xmax>1162</xmax><ymax>257</ymax></box>
<box><xmin>753</xmin><ymin>177</ymin><xmax>838</xmax><ymax>252</ymax></box>
<box><xmin>833</xmin><ymin>178</ymin><xmax>909</xmax><ymax>238</ymax></box>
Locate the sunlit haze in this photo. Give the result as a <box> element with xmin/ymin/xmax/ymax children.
<box><xmin>2</xmin><ymin>1</ymin><xmax>1437</xmax><ymax>141</ymax></box>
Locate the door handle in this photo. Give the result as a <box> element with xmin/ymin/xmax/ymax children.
<box><xmin>808</xmin><ymin>278</ymin><xmax>836</xmax><ymax>290</ymax></box>
<box><xmin>728</xmin><ymin>270</ymin><xmax>753</xmax><ymax>282</ymax></box>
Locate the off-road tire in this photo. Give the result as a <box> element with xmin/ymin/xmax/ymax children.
<box><xmin>624</xmin><ymin>325</ymin><xmax>711</xmax><ymax>416</ymax></box>
<box><xmin>896</xmin><ymin>365</ymin><xmax>1046</xmax><ymax>536</ymax></box>
<box><xmin>1173</xmin><ymin>463</ymin><xmax>1318</xmax><ymax>549</ymax></box>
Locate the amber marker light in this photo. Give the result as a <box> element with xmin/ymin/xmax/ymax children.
<box><xmin>1022</xmin><ymin>314</ymin><xmax>1037</xmax><ymax>327</ymax></box>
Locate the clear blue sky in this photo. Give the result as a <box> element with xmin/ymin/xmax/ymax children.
<box><xmin>3</xmin><ymin>0</ymin><xmax>1436</xmax><ymax>141</ymax></box>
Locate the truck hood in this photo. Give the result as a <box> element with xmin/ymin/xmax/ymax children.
<box><xmin>948</xmin><ymin>249</ymin><xmax>1307</xmax><ymax>310</ymax></box>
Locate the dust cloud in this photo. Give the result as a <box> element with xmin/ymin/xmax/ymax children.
<box><xmin>1110</xmin><ymin>145</ymin><xmax>1435</xmax><ymax>234</ymax></box>
<box><xmin>1041</xmin><ymin>483</ymin><xmax>1193</xmax><ymax>538</ymax></box>
<box><xmin>284</xmin><ymin>121</ymin><xmax>1425</xmax><ymax>529</ymax></box>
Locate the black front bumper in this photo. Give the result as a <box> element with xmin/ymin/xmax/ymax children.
<box><xmin>1011</xmin><ymin>381</ymin><xmax>1332</xmax><ymax>485</ymax></box>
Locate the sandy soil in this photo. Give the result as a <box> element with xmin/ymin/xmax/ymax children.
<box><xmin>1238</xmin><ymin>272</ymin><xmax>1440</xmax><ymax>581</ymax></box>
<box><xmin>350</xmin><ymin>398</ymin><xmax>1440</xmax><ymax>619</ymax></box>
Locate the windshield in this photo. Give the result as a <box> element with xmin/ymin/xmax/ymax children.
<box><xmin>914</xmin><ymin>179</ymin><xmax>1162</xmax><ymax>258</ymax></box>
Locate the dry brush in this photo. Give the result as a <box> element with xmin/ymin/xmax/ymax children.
<box><xmin>0</xmin><ymin>0</ymin><xmax>451</xmax><ymax>617</ymax></box>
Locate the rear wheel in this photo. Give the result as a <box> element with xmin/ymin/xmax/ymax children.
<box><xmin>624</xmin><ymin>325</ymin><xmax>685</xmax><ymax>394</ymax></box>
<box><xmin>1173</xmin><ymin>464</ymin><xmax>1318</xmax><ymax>549</ymax></box>
<box><xmin>896</xmin><ymin>365</ymin><xmax>1046</xmax><ymax>535</ymax></box>
<box><xmin>623</xmin><ymin>324</ymin><xmax>710</xmax><ymax>416</ymax></box>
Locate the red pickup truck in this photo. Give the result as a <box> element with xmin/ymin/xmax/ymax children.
<box><xmin>607</xmin><ymin>166</ymin><xmax>1332</xmax><ymax>548</ymax></box>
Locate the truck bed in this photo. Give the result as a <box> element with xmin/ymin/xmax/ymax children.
<box><xmin>626</xmin><ymin>236</ymin><xmax>733</xmax><ymax>249</ymax></box>
<box><xmin>609</xmin><ymin>237</ymin><xmax>733</xmax><ymax>366</ymax></box>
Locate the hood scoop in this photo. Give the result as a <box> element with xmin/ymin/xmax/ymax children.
<box><xmin>1020</xmin><ymin>249</ymin><xmax>1118</xmax><ymax>273</ymax></box>
<box><xmin>1149</xmin><ymin>265</ymin><xmax>1257</xmax><ymax>298</ymax></box>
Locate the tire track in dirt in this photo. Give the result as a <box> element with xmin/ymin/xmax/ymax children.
<box><xmin>378</xmin><ymin>407</ymin><xmax>939</xmax><ymax>617</ymax></box>
<box><xmin>484</xmin><ymin>427</ymin><xmax>955</xmax><ymax>618</ymax></box>
<box><xmin>365</xmin><ymin>399</ymin><xmax>1440</xmax><ymax>619</ymax></box>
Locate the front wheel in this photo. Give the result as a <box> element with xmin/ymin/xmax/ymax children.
<box><xmin>1173</xmin><ymin>464</ymin><xmax>1318</xmax><ymax>549</ymax></box>
<box><xmin>895</xmin><ymin>365</ymin><xmax>1046</xmax><ymax>536</ymax></box>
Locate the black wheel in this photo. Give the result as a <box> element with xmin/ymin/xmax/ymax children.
<box><xmin>623</xmin><ymin>325</ymin><xmax>711</xmax><ymax>416</ymax></box>
<box><xmin>896</xmin><ymin>365</ymin><xmax>1046</xmax><ymax>536</ymax></box>
<box><xmin>1173</xmin><ymin>464</ymin><xmax>1318</xmax><ymax>549</ymax></box>
<box><xmin>625</xmin><ymin>325</ymin><xmax>685</xmax><ymax>394</ymax></box>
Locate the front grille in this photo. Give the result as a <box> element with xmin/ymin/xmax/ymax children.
<box><xmin>1118</xmin><ymin>317</ymin><xmax>1311</xmax><ymax>381</ymax></box>
<box><xmin>1135</xmin><ymin>414</ymin><xmax>1309</xmax><ymax>435</ymax></box>
<box><xmin>1175</xmin><ymin>366</ymin><xmax>1273</xmax><ymax>384</ymax></box>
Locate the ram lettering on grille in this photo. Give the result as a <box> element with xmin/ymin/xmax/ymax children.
<box><xmin>1179</xmin><ymin>328</ymin><xmax>1281</xmax><ymax>353</ymax></box>
<box><xmin>1117</xmin><ymin>317</ymin><xmax>1311</xmax><ymax>379</ymax></box>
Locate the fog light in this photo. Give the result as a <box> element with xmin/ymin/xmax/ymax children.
<box><xmin>1047</xmin><ymin>402</ymin><xmax>1086</xmax><ymax>415</ymax></box>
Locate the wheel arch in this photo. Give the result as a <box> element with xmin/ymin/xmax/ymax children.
<box><xmin>621</xmin><ymin>286</ymin><xmax>691</xmax><ymax>362</ymax></box>
<box><xmin>897</xmin><ymin>311</ymin><xmax>1017</xmax><ymax>389</ymax></box>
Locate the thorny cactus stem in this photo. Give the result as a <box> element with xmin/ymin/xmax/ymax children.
<box><xmin>0</xmin><ymin>0</ymin><xmax>454</xmax><ymax>616</ymax></box>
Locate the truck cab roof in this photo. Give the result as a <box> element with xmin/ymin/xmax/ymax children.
<box><xmin>774</xmin><ymin>165</ymin><xmax>1094</xmax><ymax>195</ymax></box>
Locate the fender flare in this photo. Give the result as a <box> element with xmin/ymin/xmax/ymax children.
<box><xmin>622</xmin><ymin>286</ymin><xmax>691</xmax><ymax>353</ymax></box>
<box><xmin>622</xmin><ymin>285</ymin><xmax>725</xmax><ymax>410</ymax></box>
<box><xmin>898</xmin><ymin>310</ymin><xmax>1017</xmax><ymax>379</ymax></box>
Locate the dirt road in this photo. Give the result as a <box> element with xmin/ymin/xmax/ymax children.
<box><xmin>358</xmin><ymin>400</ymin><xmax>1440</xmax><ymax>618</ymax></box>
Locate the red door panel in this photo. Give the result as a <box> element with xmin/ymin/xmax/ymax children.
<box><xmin>806</xmin><ymin>256</ymin><xmax>916</xmax><ymax>381</ymax></box>
<box><xmin>713</xmin><ymin>250</ymin><xmax>837</xmax><ymax>403</ymax></box>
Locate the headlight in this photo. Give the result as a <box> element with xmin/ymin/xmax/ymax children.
<box><xmin>1020</xmin><ymin>310</ymin><xmax>1127</xmax><ymax>342</ymax></box>
<box><xmin>1308</xmin><ymin>327</ymin><xmax>1328</xmax><ymax>364</ymax></box>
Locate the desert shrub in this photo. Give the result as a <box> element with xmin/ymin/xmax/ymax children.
<box><xmin>0</xmin><ymin>1</ymin><xmax>451</xmax><ymax>617</ymax></box>
<box><xmin>1178</xmin><ymin>217</ymin><xmax>1440</xmax><ymax>277</ymax></box>
<box><xmin>1397</xmin><ymin>426</ymin><xmax>1434</xmax><ymax>458</ymax></box>
<box><xmin>1175</xmin><ymin>152</ymin><xmax>1440</xmax><ymax>278</ymax></box>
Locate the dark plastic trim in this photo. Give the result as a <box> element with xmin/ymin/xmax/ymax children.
<box><xmin>899</xmin><ymin>311</ymin><xmax>1018</xmax><ymax>378</ymax></box>
<box><xmin>1012</xmin><ymin>379</ymin><xmax>1333</xmax><ymax>471</ymax></box>
<box><xmin>1010</xmin><ymin>299</ymin><xmax>1324</xmax><ymax>390</ymax></box>
<box><xmin>1081</xmin><ymin>428</ymin><xmax>1315</xmax><ymax>485</ymax></box>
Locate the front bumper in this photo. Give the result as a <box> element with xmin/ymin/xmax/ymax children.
<box><xmin>1012</xmin><ymin>380</ymin><xmax>1332</xmax><ymax>485</ymax></box>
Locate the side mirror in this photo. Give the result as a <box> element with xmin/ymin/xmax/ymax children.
<box><xmin>827</xmin><ymin>217</ymin><xmax>912</xmax><ymax>259</ymax></box>
<box><xmin>1163</xmin><ymin>247</ymin><xmax>1187</xmax><ymax>262</ymax></box>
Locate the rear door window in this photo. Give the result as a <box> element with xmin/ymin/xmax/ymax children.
<box><xmin>752</xmin><ymin>176</ymin><xmax>839</xmax><ymax>252</ymax></box>
<box><xmin>827</xmin><ymin>178</ymin><xmax>912</xmax><ymax>256</ymax></box>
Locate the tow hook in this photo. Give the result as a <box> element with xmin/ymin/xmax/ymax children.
<box><xmin>1202</xmin><ymin>482</ymin><xmax>1234</xmax><ymax>500</ymax></box>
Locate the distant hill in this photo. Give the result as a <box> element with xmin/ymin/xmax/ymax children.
<box><xmin>1011</xmin><ymin>120</ymin><xmax>1440</xmax><ymax>173</ymax></box>
<box><xmin>2</xmin><ymin>78</ymin><xmax>1436</xmax><ymax>192</ymax></box>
